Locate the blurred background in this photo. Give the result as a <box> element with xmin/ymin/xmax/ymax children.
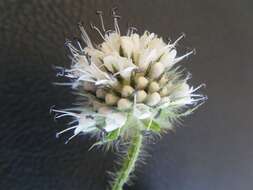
<box><xmin>0</xmin><ymin>0</ymin><xmax>252</xmax><ymax>189</ymax></box>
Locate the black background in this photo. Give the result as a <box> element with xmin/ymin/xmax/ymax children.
<box><xmin>1</xmin><ymin>0</ymin><xmax>253</xmax><ymax>190</ymax></box>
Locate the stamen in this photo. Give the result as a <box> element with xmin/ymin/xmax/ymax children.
<box><xmin>90</xmin><ymin>22</ymin><xmax>106</xmax><ymax>40</ymax></box>
<box><xmin>52</xmin><ymin>82</ymin><xmax>74</xmax><ymax>86</ymax></box>
<box><xmin>126</xmin><ymin>24</ymin><xmax>138</xmax><ymax>36</ymax></box>
<box><xmin>73</xmin><ymin>37</ymin><xmax>84</xmax><ymax>52</ymax></box>
<box><xmin>51</xmin><ymin>109</ymin><xmax>79</xmax><ymax>118</ymax></box>
<box><xmin>173</xmin><ymin>48</ymin><xmax>195</xmax><ymax>64</ymax></box>
<box><xmin>78</xmin><ymin>22</ymin><xmax>93</xmax><ymax>48</ymax></box>
<box><xmin>104</xmin><ymin>29</ymin><xmax>114</xmax><ymax>38</ymax></box>
<box><xmin>56</xmin><ymin>126</ymin><xmax>77</xmax><ymax>138</ymax></box>
<box><xmin>68</xmin><ymin>120</ymin><xmax>78</xmax><ymax>125</ymax></box>
<box><xmin>65</xmin><ymin>133</ymin><xmax>79</xmax><ymax>144</ymax></box>
<box><xmin>111</xmin><ymin>7</ymin><xmax>121</xmax><ymax>35</ymax></box>
<box><xmin>166</xmin><ymin>37</ymin><xmax>172</xmax><ymax>44</ymax></box>
<box><xmin>53</xmin><ymin>66</ymin><xmax>66</xmax><ymax>77</ymax></box>
<box><xmin>185</xmin><ymin>72</ymin><xmax>192</xmax><ymax>81</ymax></box>
<box><xmin>193</xmin><ymin>95</ymin><xmax>208</xmax><ymax>102</ymax></box>
<box><xmin>173</xmin><ymin>32</ymin><xmax>186</xmax><ymax>46</ymax></box>
<box><xmin>190</xmin><ymin>94</ymin><xmax>205</xmax><ymax>97</ymax></box>
<box><xmin>96</xmin><ymin>10</ymin><xmax>106</xmax><ymax>32</ymax></box>
<box><xmin>191</xmin><ymin>83</ymin><xmax>206</xmax><ymax>93</ymax></box>
<box><xmin>65</xmin><ymin>39</ymin><xmax>82</xmax><ymax>56</ymax></box>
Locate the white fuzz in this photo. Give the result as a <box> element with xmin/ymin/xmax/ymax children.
<box><xmin>52</xmin><ymin>10</ymin><xmax>206</xmax><ymax>144</ymax></box>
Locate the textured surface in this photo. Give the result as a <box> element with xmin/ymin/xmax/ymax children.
<box><xmin>1</xmin><ymin>0</ymin><xmax>253</xmax><ymax>189</ymax></box>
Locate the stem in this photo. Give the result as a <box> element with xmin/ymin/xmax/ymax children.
<box><xmin>111</xmin><ymin>133</ymin><xmax>143</xmax><ymax>190</ymax></box>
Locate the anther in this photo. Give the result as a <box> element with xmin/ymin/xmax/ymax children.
<box><xmin>166</xmin><ymin>37</ymin><xmax>172</xmax><ymax>43</ymax></box>
<box><xmin>127</xmin><ymin>26</ymin><xmax>138</xmax><ymax>36</ymax></box>
<box><xmin>73</xmin><ymin>36</ymin><xmax>81</xmax><ymax>42</ymax></box>
<box><xmin>64</xmin><ymin>38</ymin><xmax>71</xmax><ymax>47</ymax></box>
<box><xmin>111</xmin><ymin>6</ymin><xmax>119</xmax><ymax>14</ymax></box>
<box><xmin>77</xmin><ymin>21</ymin><xmax>84</xmax><ymax>28</ymax></box>
<box><xmin>96</xmin><ymin>10</ymin><xmax>106</xmax><ymax>32</ymax></box>
<box><xmin>53</xmin><ymin>66</ymin><xmax>66</xmax><ymax>77</ymax></box>
<box><xmin>173</xmin><ymin>32</ymin><xmax>186</xmax><ymax>46</ymax></box>
<box><xmin>180</xmin><ymin>32</ymin><xmax>186</xmax><ymax>38</ymax></box>
<box><xmin>200</xmin><ymin>83</ymin><xmax>207</xmax><ymax>88</ymax></box>
<box><xmin>96</xmin><ymin>10</ymin><xmax>103</xmax><ymax>15</ymax></box>
<box><xmin>186</xmin><ymin>72</ymin><xmax>192</xmax><ymax>80</ymax></box>
<box><xmin>192</xmin><ymin>48</ymin><xmax>197</xmax><ymax>55</ymax></box>
<box><xmin>49</xmin><ymin>105</ymin><xmax>56</xmax><ymax>114</ymax></box>
<box><xmin>111</xmin><ymin>7</ymin><xmax>121</xmax><ymax>34</ymax></box>
<box><xmin>90</xmin><ymin>22</ymin><xmax>106</xmax><ymax>40</ymax></box>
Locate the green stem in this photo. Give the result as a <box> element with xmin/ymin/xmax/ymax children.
<box><xmin>111</xmin><ymin>133</ymin><xmax>143</xmax><ymax>190</ymax></box>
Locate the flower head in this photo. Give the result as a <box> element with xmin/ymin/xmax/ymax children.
<box><xmin>52</xmin><ymin>9</ymin><xmax>206</xmax><ymax>147</ymax></box>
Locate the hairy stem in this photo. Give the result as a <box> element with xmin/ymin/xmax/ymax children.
<box><xmin>111</xmin><ymin>133</ymin><xmax>143</xmax><ymax>190</ymax></box>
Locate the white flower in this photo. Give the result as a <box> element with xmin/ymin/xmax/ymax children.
<box><xmin>52</xmin><ymin>11</ymin><xmax>206</xmax><ymax>145</ymax></box>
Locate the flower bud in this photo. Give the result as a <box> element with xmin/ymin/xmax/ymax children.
<box><xmin>136</xmin><ymin>90</ymin><xmax>147</xmax><ymax>103</ymax></box>
<box><xmin>149</xmin><ymin>62</ymin><xmax>165</xmax><ymax>79</ymax></box>
<box><xmin>117</xmin><ymin>98</ymin><xmax>132</xmax><ymax>110</ymax></box>
<box><xmin>148</xmin><ymin>81</ymin><xmax>160</xmax><ymax>93</ymax></box>
<box><xmin>105</xmin><ymin>93</ymin><xmax>119</xmax><ymax>106</ymax></box>
<box><xmin>96</xmin><ymin>88</ymin><xmax>106</xmax><ymax>99</ymax></box>
<box><xmin>122</xmin><ymin>85</ymin><xmax>134</xmax><ymax>98</ymax></box>
<box><xmin>146</xmin><ymin>92</ymin><xmax>161</xmax><ymax>106</ymax></box>
<box><xmin>136</xmin><ymin>76</ymin><xmax>149</xmax><ymax>89</ymax></box>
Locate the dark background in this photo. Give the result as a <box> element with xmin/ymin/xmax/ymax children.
<box><xmin>0</xmin><ymin>0</ymin><xmax>253</xmax><ymax>189</ymax></box>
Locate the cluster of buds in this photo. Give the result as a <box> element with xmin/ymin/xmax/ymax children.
<box><xmin>52</xmin><ymin>9</ymin><xmax>206</xmax><ymax>146</ymax></box>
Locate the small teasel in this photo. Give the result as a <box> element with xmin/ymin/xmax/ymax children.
<box><xmin>51</xmin><ymin>8</ymin><xmax>206</xmax><ymax>190</ymax></box>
